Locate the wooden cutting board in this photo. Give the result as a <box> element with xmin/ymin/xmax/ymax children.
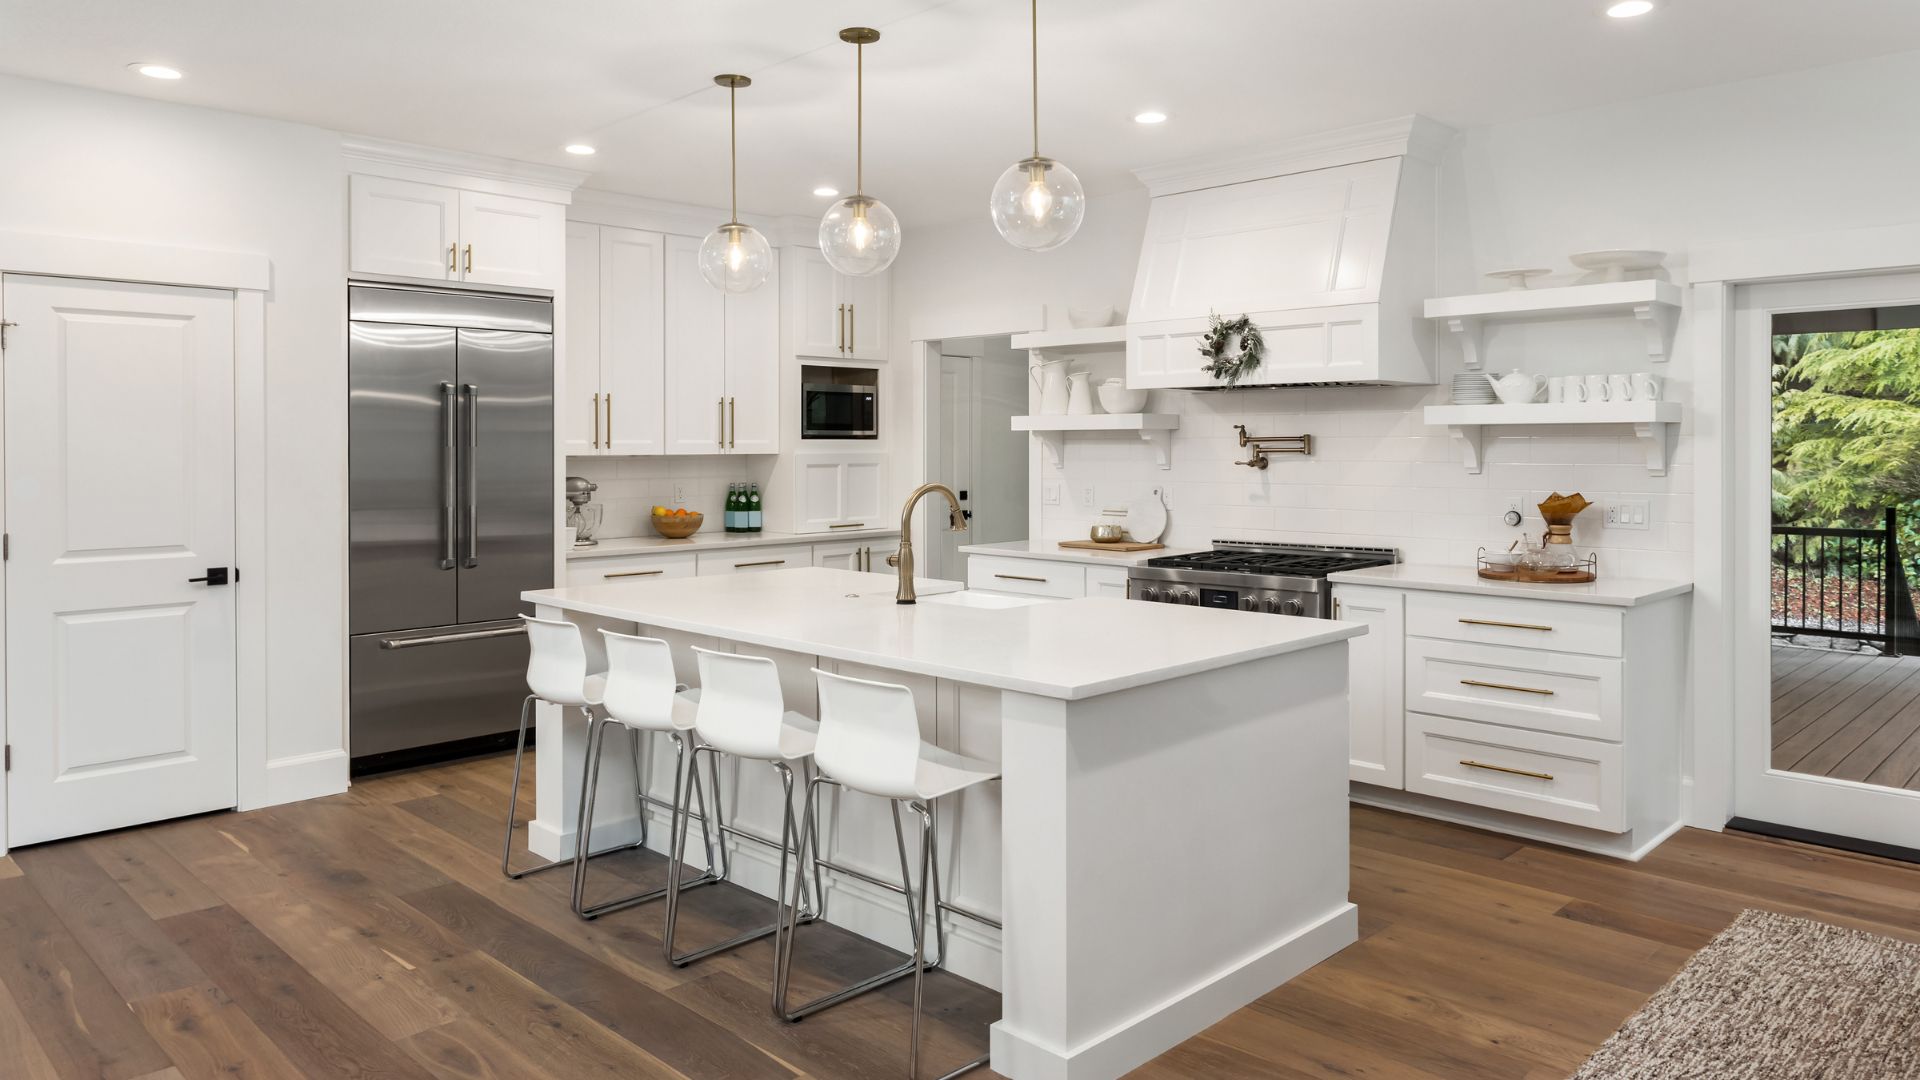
<box><xmin>1057</xmin><ymin>540</ymin><xmax>1165</xmax><ymax>553</ymax></box>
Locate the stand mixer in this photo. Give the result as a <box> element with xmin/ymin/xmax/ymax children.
<box><xmin>565</xmin><ymin>475</ymin><xmax>603</xmax><ymax>547</ymax></box>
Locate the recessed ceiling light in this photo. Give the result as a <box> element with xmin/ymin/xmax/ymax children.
<box><xmin>564</xmin><ymin>144</ymin><xmax>596</xmax><ymax>156</ymax></box>
<box><xmin>1134</xmin><ymin>111</ymin><xmax>1168</xmax><ymax>125</ymax></box>
<box><xmin>129</xmin><ymin>63</ymin><xmax>183</xmax><ymax>80</ymax></box>
<box><xmin>1606</xmin><ymin>1</ymin><xmax>1654</xmax><ymax>16</ymax></box>
<box><xmin>812</xmin><ymin>186</ymin><xmax>840</xmax><ymax>198</ymax></box>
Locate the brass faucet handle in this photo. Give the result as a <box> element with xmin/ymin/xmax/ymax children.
<box><xmin>885</xmin><ymin>552</ymin><xmax>901</xmax><ymax>568</ymax></box>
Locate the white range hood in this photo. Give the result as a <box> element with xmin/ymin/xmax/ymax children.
<box><xmin>1126</xmin><ymin>116</ymin><xmax>1452</xmax><ymax>388</ymax></box>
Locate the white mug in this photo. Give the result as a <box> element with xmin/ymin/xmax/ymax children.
<box><xmin>1608</xmin><ymin>373</ymin><xmax>1635</xmax><ymax>402</ymax></box>
<box><xmin>1633</xmin><ymin>373</ymin><xmax>1662</xmax><ymax>401</ymax></box>
<box><xmin>1546</xmin><ymin>376</ymin><xmax>1568</xmax><ymax>404</ymax></box>
<box><xmin>1581</xmin><ymin>374</ymin><xmax>1609</xmax><ymax>403</ymax></box>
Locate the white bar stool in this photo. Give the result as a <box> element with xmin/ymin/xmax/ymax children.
<box><xmin>502</xmin><ymin>615</ymin><xmax>646</xmax><ymax>880</ymax></box>
<box><xmin>662</xmin><ymin>645</ymin><xmax>826</xmax><ymax>967</ymax></box>
<box><xmin>569</xmin><ymin>629</ymin><xmax>727</xmax><ymax>920</ymax></box>
<box><xmin>774</xmin><ymin>667</ymin><xmax>999</xmax><ymax>1080</ymax></box>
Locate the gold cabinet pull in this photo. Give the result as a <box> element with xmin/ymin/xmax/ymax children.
<box><xmin>729</xmin><ymin>397</ymin><xmax>736</xmax><ymax>448</ymax></box>
<box><xmin>464</xmin><ymin>243</ymin><xmax>474</xmax><ymax>273</ymax></box>
<box><xmin>848</xmin><ymin>303</ymin><xmax>855</xmax><ymax>353</ymax></box>
<box><xmin>734</xmin><ymin>559</ymin><xmax>786</xmax><ymax>568</ymax></box>
<box><xmin>592</xmin><ymin>392</ymin><xmax>600</xmax><ymax>448</ymax></box>
<box><xmin>1460</xmin><ymin>759</ymin><xmax>1555</xmax><ymax>781</ymax></box>
<box><xmin>718</xmin><ymin>398</ymin><xmax>725</xmax><ymax>449</ymax></box>
<box><xmin>994</xmin><ymin>573</ymin><xmax>1047</xmax><ymax>583</ymax></box>
<box><xmin>828</xmin><ymin>522</ymin><xmax>868</xmax><ymax>529</ymax></box>
<box><xmin>1460</xmin><ymin>678</ymin><xmax>1556</xmax><ymax>696</ymax></box>
<box><xmin>605</xmin><ymin>392</ymin><xmax>613</xmax><ymax>448</ymax></box>
<box><xmin>448</xmin><ymin>244</ymin><xmax>457</xmax><ymax>273</ymax></box>
<box><xmin>1459</xmin><ymin>617</ymin><xmax>1554</xmax><ymax>632</ymax></box>
<box><xmin>603</xmin><ymin>569</ymin><xmax>664</xmax><ymax>579</ymax></box>
<box><xmin>836</xmin><ymin>303</ymin><xmax>846</xmax><ymax>352</ymax></box>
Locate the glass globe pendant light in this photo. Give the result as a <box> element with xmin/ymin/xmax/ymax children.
<box><xmin>990</xmin><ymin>0</ymin><xmax>1084</xmax><ymax>251</ymax></box>
<box><xmin>818</xmin><ymin>28</ymin><xmax>901</xmax><ymax>276</ymax></box>
<box><xmin>698</xmin><ymin>74</ymin><xmax>773</xmax><ymax>293</ymax></box>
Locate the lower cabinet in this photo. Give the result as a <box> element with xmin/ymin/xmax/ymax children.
<box><xmin>812</xmin><ymin>538</ymin><xmax>887</xmax><ymax>573</ymax></box>
<box><xmin>1086</xmin><ymin>566</ymin><xmax>1130</xmax><ymax>599</ymax></box>
<box><xmin>695</xmin><ymin>543</ymin><xmax>814</xmax><ymax>576</ymax></box>
<box><xmin>966</xmin><ymin>555</ymin><xmax>1085</xmax><ymax>598</ymax></box>
<box><xmin>1332</xmin><ymin>585</ymin><xmax>1404</xmax><ymax>787</ymax></box>
<box><xmin>567</xmin><ymin>536</ymin><xmax>899</xmax><ymax>588</ymax></box>
<box><xmin>1403</xmin><ymin>712</ymin><xmax>1624</xmax><ymax>832</ymax></box>
<box><xmin>564</xmin><ymin>551</ymin><xmax>696</xmax><ymax>588</ymax></box>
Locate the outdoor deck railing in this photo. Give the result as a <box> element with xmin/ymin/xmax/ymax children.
<box><xmin>1771</xmin><ymin>509</ymin><xmax>1912</xmax><ymax>653</ymax></box>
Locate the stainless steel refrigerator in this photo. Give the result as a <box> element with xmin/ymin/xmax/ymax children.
<box><xmin>348</xmin><ymin>283</ymin><xmax>554</xmax><ymax>771</ymax></box>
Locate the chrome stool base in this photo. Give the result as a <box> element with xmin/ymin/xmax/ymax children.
<box><xmin>571</xmin><ymin>717</ymin><xmax>729</xmax><ymax>920</ymax></box>
<box><xmin>501</xmin><ymin>695</ymin><xmax>648</xmax><ymax>880</ymax></box>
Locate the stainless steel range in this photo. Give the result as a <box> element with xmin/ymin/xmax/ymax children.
<box><xmin>1129</xmin><ymin>540</ymin><xmax>1398</xmax><ymax>616</ymax></box>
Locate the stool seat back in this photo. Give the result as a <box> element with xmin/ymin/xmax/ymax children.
<box><xmin>812</xmin><ymin>668</ymin><xmax>924</xmax><ymax>800</ymax></box>
<box><xmin>523</xmin><ymin>615</ymin><xmax>594</xmax><ymax>707</ymax></box>
<box><xmin>599</xmin><ymin>630</ymin><xmax>682</xmax><ymax>731</ymax></box>
<box><xmin>692</xmin><ymin>646</ymin><xmax>792</xmax><ymax>759</ymax></box>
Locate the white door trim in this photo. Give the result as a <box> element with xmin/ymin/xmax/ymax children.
<box><xmin>0</xmin><ymin>232</ymin><xmax>279</xmax><ymax>856</ymax></box>
<box><xmin>1689</xmin><ymin>220</ymin><xmax>1920</xmax><ymax>834</ymax></box>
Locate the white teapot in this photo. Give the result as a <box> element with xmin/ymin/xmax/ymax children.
<box><xmin>1484</xmin><ymin>369</ymin><xmax>1545</xmax><ymax>405</ymax></box>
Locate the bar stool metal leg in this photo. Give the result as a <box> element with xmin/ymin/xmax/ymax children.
<box><xmin>501</xmin><ymin>694</ymin><xmax>577</xmax><ymax>880</ymax></box>
<box><xmin>906</xmin><ymin>801</ymin><xmax>988</xmax><ymax>1080</ymax></box>
<box><xmin>571</xmin><ymin>725</ymin><xmax>721</xmax><ymax>920</ymax></box>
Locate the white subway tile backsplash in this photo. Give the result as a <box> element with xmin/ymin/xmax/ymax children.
<box><xmin>566</xmin><ymin>454</ymin><xmax>754</xmax><ymax>539</ymax></box>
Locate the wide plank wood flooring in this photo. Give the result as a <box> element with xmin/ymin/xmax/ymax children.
<box><xmin>1773</xmin><ymin>642</ymin><xmax>1920</xmax><ymax>791</ymax></box>
<box><xmin>2</xmin><ymin>751</ymin><xmax>1918</xmax><ymax>1079</ymax></box>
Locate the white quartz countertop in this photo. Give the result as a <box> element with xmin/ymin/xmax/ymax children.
<box><xmin>958</xmin><ymin>539</ymin><xmax>1203</xmax><ymax>569</ymax></box>
<box><xmin>524</xmin><ymin>566</ymin><xmax>1362</xmax><ymax>700</ymax></box>
<box><xmin>568</xmin><ymin>528</ymin><xmax>899</xmax><ymax>561</ymax></box>
<box><xmin>1327</xmin><ymin>563</ymin><xmax>1693</xmax><ymax>607</ymax></box>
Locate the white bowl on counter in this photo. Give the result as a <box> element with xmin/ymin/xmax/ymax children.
<box><xmin>1067</xmin><ymin>305</ymin><xmax>1119</xmax><ymax>329</ymax></box>
<box><xmin>1096</xmin><ymin>378</ymin><xmax>1149</xmax><ymax>414</ymax></box>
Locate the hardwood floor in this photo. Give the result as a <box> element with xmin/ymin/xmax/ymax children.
<box><xmin>1773</xmin><ymin>642</ymin><xmax>1920</xmax><ymax>791</ymax></box>
<box><xmin>2</xmin><ymin>753</ymin><xmax>1918</xmax><ymax>1080</ymax></box>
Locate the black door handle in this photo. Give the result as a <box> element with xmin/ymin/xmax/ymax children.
<box><xmin>188</xmin><ymin>567</ymin><xmax>232</xmax><ymax>586</ymax></box>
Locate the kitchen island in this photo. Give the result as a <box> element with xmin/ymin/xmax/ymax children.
<box><xmin>522</xmin><ymin>567</ymin><xmax>1362</xmax><ymax>1080</ymax></box>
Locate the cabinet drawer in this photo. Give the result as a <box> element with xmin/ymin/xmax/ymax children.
<box><xmin>565</xmin><ymin>552</ymin><xmax>697</xmax><ymax>587</ymax></box>
<box><xmin>696</xmin><ymin>543</ymin><xmax>814</xmax><ymax>576</ymax></box>
<box><xmin>1406</xmin><ymin>638</ymin><xmax>1622</xmax><ymax>741</ymax></box>
<box><xmin>1085</xmin><ymin>566</ymin><xmax>1130</xmax><ymax>599</ymax></box>
<box><xmin>1405</xmin><ymin>712</ymin><xmax>1624</xmax><ymax>832</ymax></box>
<box><xmin>966</xmin><ymin>556</ymin><xmax>1085</xmax><ymax>598</ymax></box>
<box><xmin>1405</xmin><ymin>592</ymin><xmax>1622</xmax><ymax>658</ymax></box>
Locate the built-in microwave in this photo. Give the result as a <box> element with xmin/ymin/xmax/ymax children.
<box><xmin>802</xmin><ymin>380</ymin><xmax>878</xmax><ymax>439</ymax></box>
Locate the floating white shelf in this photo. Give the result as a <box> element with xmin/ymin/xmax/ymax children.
<box><xmin>1423</xmin><ymin>401</ymin><xmax>1684</xmax><ymax>476</ymax></box>
<box><xmin>1012</xmin><ymin>413</ymin><xmax>1180</xmax><ymax>469</ymax></box>
<box><xmin>1009</xmin><ymin>324</ymin><xmax>1130</xmax><ymax>351</ymax></box>
<box><xmin>1424</xmin><ymin>280</ymin><xmax>1683</xmax><ymax>369</ymax></box>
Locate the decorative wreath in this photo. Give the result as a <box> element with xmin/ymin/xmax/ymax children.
<box><xmin>1198</xmin><ymin>311</ymin><xmax>1265</xmax><ymax>388</ymax></box>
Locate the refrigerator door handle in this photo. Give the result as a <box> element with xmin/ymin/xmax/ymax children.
<box><xmin>377</xmin><ymin>624</ymin><xmax>528</xmax><ymax>650</ymax></box>
<box><xmin>463</xmin><ymin>383</ymin><xmax>480</xmax><ymax>568</ymax></box>
<box><xmin>439</xmin><ymin>381</ymin><xmax>457</xmax><ymax>569</ymax></box>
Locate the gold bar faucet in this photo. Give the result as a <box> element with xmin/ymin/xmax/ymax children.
<box><xmin>885</xmin><ymin>482</ymin><xmax>968</xmax><ymax>604</ymax></box>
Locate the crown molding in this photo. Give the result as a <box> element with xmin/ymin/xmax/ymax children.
<box><xmin>342</xmin><ymin>135</ymin><xmax>587</xmax><ymax>202</ymax></box>
<box><xmin>1132</xmin><ymin>114</ymin><xmax>1457</xmax><ymax>197</ymax></box>
<box><xmin>567</xmin><ymin>186</ymin><xmax>788</xmax><ymax>240</ymax></box>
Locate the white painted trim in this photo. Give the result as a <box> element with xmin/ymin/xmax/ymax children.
<box><xmin>568</xmin><ymin>187</ymin><xmax>780</xmax><ymax>241</ymax></box>
<box><xmin>0</xmin><ymin>230</ymin><xmax>268</xmax><ymax>291</ymax></box>
<box><xmin>908</xmin><ymin>305</ymin><xmax>1047</xmax><ymax>345</ymax></box>
<box><xmin>235</xmin><ymin>291</ymin><xmax>271</xmax><ymax>811</ymax></box>
<box><xmin>1131</xmin><ymin>114</ymin><xmax>1455</xmax><ymax>197</ymax></box>
<box><xmin>1350</xmin><ymin>786</ymin><xmax>1681</xmax><ymax>862</ymax></box>
<box><xmin>260</xmin><ymin>750</ymin><xmax>351</xmax><ymax>808</ymax></box>
<box><xmin>989</xmin><ymin>904</ymin><xmax>1357</xmax><ymax>1080</ymax></box>
<box><xmin>1690</xmin><ymin>220</ymin><xmax>1920</xmax><ymax>285</ymax></box>
<box><xmin>342</xmin><ymin>135</ymin><xmax>584</xmax><ymax>204</ymax></box>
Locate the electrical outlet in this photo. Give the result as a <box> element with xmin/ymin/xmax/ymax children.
<box><xmin>1042</xmin><ymin>482</ymin><xmax>1061</xmax><ymax>506</ymax></box>
<box><xmin>1604</xmin><ymin>500</ymin><xmax>1650</xmax><ymax>530</ymax></box>
<box><xmin>1082</xmin><ymin>485</ymin><xmax>1097</xmax><ymax>509</ymax></box>
<box><xmin>1502</xmin><ymin>494</ymin><xmax>1526</xmax><ymax>529</ymax></box>
<box><xmin>672</xmin><ymin>482</ymin><xmax>688</xmax><ymax>508</ymax></box>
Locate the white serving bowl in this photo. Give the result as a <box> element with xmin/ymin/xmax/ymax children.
<box><xmin>1067</xmin><ymin>305</ymin><xmax>1119</xmax><ymax>329</ymax></box>
<box><xmin>1096</xmin><ymin>379</ymin><xmax>1149</xmax><ymax>414</ymax></box>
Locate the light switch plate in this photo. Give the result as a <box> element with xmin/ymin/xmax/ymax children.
<box><xmin>1604</xmin><ymin>500</ymin><xmax>1650</xmax><ymax>530</ymax></box>
<box><xmin>1042</xmin><ymin>482</ymin><xmax>1061</xmax><ymax>506</ymax></box>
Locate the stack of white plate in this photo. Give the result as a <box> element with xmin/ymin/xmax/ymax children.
<box><xmin>1450</xmin><ymin>374</ymin><xmax>1495</xmax><ymax>404</ymax></box>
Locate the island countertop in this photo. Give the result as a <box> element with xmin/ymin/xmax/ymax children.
<box><xmin>524</xmin><ymin>566</ymin><xmax>1363</xmax><ymax>701</ymax></box>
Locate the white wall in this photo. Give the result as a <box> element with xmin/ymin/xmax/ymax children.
<box><xmin>0</xmin><ymin>75</ymin><xmax>348</xmax><ymax>800</ymax></box>
<box><xmin>893</xmin><ymin>51</ymin><xmax>1920</xmax><ymax>579</ymax></box>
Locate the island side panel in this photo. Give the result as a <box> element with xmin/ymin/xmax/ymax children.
<box><xmin>992</xmin><ymin>645</ymin><xmax>1357</xmax><ymax>1080</ymax></box>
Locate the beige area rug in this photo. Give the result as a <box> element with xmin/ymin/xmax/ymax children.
<box><xmin>1571</xmin><ymin>909</ymin><xmax>1920</xmax><ymax>1079</ymax></box>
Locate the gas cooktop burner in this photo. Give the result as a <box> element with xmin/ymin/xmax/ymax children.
<box><xmin>1145</xmin><ymin>542</ymin><xmax>1397</xmax><ymax>578</ymax></box>
<box><xmin>1130</xmin><ymin>540</ymin><xmax>1399</xmax><ymax>615</ymax></box>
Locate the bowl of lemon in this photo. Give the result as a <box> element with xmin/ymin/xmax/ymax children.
<box><xmin>650</xmin><ymin>506</ymin><xmax>704</xmax><ymax>539</ymax></box>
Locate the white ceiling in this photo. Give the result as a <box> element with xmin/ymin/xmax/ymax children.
<box><xmin>5</xmin><ymin>1</ymin><xmax>1920</xmax><ymax>224</ymax></box>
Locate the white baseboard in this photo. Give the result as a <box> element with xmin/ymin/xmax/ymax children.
<box><xmin>1350</xmin><ymin>784</ymin><xmax>1682</xmax><ymax>862</ymax></box>
<box><xmin>248</xmin><ymin>749</ymin><xmax>349</xmax><ymax>811</ymax></box>
<box><xmin>989</xmin><ymin>903</ymin><xmax>1358</xmax><ymax>1080</ymax></box>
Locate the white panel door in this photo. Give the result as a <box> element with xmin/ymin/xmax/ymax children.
<box><xmin>563</xmin><ymin>221</ymin><xmax>602</xmax><ymax>454</ymax></box>
<box><xmin>349</xmin><ymin>175</ymin><xmax>458</xmax><ymax>280</ymax></box>
<box><xmin>723</xmin><ymin>271</ymin><xmax>781</xmax><ymax>454</ymax></box>
<box><xmin>4</xmin><ymin>276</ymin><xmax>238</xmax><ymax>847</ymax></box>
<box><xmin>662</xmin><ymin>235</ymin><xmax>727</xmax><ymax>454</ymax></box>
<box><xmin>1334</xmin><ymin>585</ymin><xmax>1404</xmax><ymax>787</ymax></box>
<box><xmin>600</xmin><ymin>226</ymin><xmax>666</xmax><ymax>455</ymax></box>
<box><xmin>841</xmin><ymin>454</ymin><xmax>888</xmax><ymax>524</ymax></box>
<box><xmin>843</xmin><ymin>268</ymin><xmax>888</xmax><ymax>361</ymax></box>
<box><xmin>788</xmin><ymin>247</ymin><xmax>845</xmax><ymax>357</ymax></box>
<box><xmin>457</xmin><ymin>191</ymin><xmax>563</xmax><ymax>289</ymax></box>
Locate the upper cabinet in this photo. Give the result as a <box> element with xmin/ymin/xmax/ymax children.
<box><xmin>566</xmin><ymin>223</ymin><xmax>667</xmax><ymax>455</ymax></box>
<box><xmin>349</xmin><ymin>175</ymin><xmax>564</xmax><ymax>290</ymax></box>
<box><xmin>786</xmin><ymin>246</ymin><xmax>888</xmax><ymax>361</ymax></box>
<box><xmin>660</xmin><ymin>234</ymin><xmax>780</xmax><ymax>455</ymax></box>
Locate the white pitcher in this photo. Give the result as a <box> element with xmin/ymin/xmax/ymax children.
<box><xmin>1484</xmin><ymin>369</ymin><xmax>1545</xmax><ymax>405</ymax></box>
<box><xmin>1066</xmin><ymin>370</ymin><xmax>1096</xmax><ymax>415</ymax></box>
<box><xmin>1032</xmin><ymin>359</ymin><xmax>1072</xmax><ymax>415</ymax></box>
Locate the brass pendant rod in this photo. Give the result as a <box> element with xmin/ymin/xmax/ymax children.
<box><xmin>1030</xmin><ymin>0</ymin><xmax>1039</xmax><ymax>159</ymax></box>
<box><xmin>856</xmin><ymin>41</ymin><xmax>864</xmax><ymax>196</ymax></box>
<box><xmin>729</xmin><ymin>82</ymin><xmax>739</xmax><ymax>225</ymax></box>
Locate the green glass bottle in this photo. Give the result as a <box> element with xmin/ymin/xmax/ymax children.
<box><xmin>747</xmin><ymin>483</ymin><xmax>763</xmax><ymax>533</ymax></box>
<box><xmin>724</xmin><ymin>483</ymin><xmax>738</xmax><ymax>532</ymax></box>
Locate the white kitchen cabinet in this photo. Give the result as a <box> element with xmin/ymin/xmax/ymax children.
<box><xmin>966</xmin><ymin>555</ymin><xmax>1085</xmax><ymax>599</ymax></box>
<box><xmin>663</xmin><ymin>234</ymin><xmax>780</xmax><ymax>454</ymax></box>
<box><xmin>564</xmin><ymin>551</ymin><xmax>697</xmax><ymax>588</ymax></box>
<box><xmin>350</xmin><ymin>175</ymin><xmax>459</xmax><ymax>280</ymax></box>
<box><xmin>695</xmin><ymin>543</ymin><xmax>814</xmax><ymax>576</ymax></box>
<box><xmin>812</xmin><ymin>536</ymin><xmax>892</xmax><ymax>573</ymax></box>
<box><xmin>565</xmin><ymin>223</ymin><xmax>666</xmax><ymax>455</ymax></box>
<box><xmin>1085</xmin><ymin>565</ymin><xmax>1130</xmax><ymax>599</ymax></box>
<box><xmin>1332</xmin><ymin>584</ymin><xmax>1404</xmax><ymax>787</ymax></box>
<box><xmin>787</xmin><ymin>246</ymin><xmax>888</xmax><ymax>361</ymax></box>
<box><xmin>793</xmin><ymin>453</ymin><xmax>888</xmax><ymax>533</ymax></box>
<box><xmin>349</xmin><ymin>175</ymin><xmax>563</xmax><ymax>289</ymax></box>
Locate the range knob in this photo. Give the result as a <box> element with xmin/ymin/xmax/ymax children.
<box><xmin>1261</xmin><ymin>596</ymin><xmax>1281</xmax><ymax>613</ymax></box>
<box><xmin>1138</xmin><ymin>586</ymin><xmax>1160</xmax><ymax>602</ymax></box>
<box><xmin>1177</xmin><ymin>589</ymin><xmax>1198</xmax><ymax>605</ymax></box>
<box><xmin>1283</xmin><ymin>599</ymin><xmax>1304</xmax><ymax>616</ymax></box>
<box><xmin>1239</xmin><ymin>596</ymin><xmax>1257</xmax><ymax>611</ymax></box>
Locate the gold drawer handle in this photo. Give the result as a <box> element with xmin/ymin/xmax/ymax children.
<box><xmin>1460</xmin><ymin>678</ymin><xmax>1555</xmax><ymax>696</ymax></box>
<box><xmin>994</xmin><ymin>573</ymin><xmax>1047</xmax><ymax>583</ymax></box>
<box><xmin>828</xmin><ymin>522</ymin><xmax>868</xmax><ymax>530</ymax></box>
<box><xmin>735</xmin><ymin>559</ymin><xmax>786</xmax><ymax>568</ymax></box>
<box><xmin>604</xmin><ymin>569</ymin><xmax>664</xmax><ymax>579</ymax></box>
<box><xmin>1460</xmin><ymin>759</ymin><xmax>1555</xmax><ymax>781</ymax></box>
<box><xmin>1459</xmin><ymin>618</ymin><xmax>1554</xmax><ymax>632</ymax></box>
